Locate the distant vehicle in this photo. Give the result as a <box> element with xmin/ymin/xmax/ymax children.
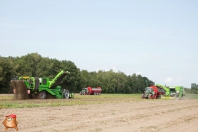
<box><xmin>169</xmin><ymin>86</ymin><xmax>185</xmax><ymax>99</ymax></box>
<box><xmin>11</xmin><ymin>70</ymin><xmax>74</xmax><ymax>99</ymax></box>
<box><xmin>141</xmin><ymin>85</ymin><xmax>165</xmax><ymax>99</ymax></box>
<box><xmin>155</xmin><ymin>84</ymin><xmax>185</xmax><ymax>99</ymax></box>
<box><xmin>80</xmin><ymin>86</ymin><xmax>102</xmax><ymax>95</ymax></box>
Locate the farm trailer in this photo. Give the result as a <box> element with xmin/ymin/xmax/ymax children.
<box><xmin>11</xmin><ymin>70</ymin><xmax>74</xmax><ymax>99</ymax></box>
<box><xmin>80</xmin><ymin>86</ymin><xmax>102</xmax><ymax>95</ymax></box>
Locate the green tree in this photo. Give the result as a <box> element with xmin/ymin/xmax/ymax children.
<box><xmin>60</xmin><ymin>60</ymin><xmax>81</xmax><ymax>92</ymax></box>
<box><xmin>0</xmin><ymin>53</ymin><xmax>156</xmax><ymax>94</ymax></box>
<box><xmin>0</xmin><ymin>57</ymin><xmax>16</xmax><ymax>93</ymax></box>
<box><xmin>15</xmin><ymin>53</ymin><xmax>42</xmax><ymax>76</ymax></box>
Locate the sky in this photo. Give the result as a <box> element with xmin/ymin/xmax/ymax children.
<box><xmin>0</xmin><ymin>0</ymin><xmax>198</xmax><ymax>88</ymax></box>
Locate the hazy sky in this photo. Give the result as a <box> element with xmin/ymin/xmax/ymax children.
<box><xmin>1</xmin><ymin>0</ymin><xmax>198</xmax><ymax>88</ymax></box>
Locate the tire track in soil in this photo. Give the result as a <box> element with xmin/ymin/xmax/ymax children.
<box><xmin>0</xmin><ymin>99</ymin><xmax>198</xmax><ymax>132</ymax></box>
<box><xmin>51</xmin><ymin>100</ymin><xmax>198</xmax><ymax>132</ymax></box>
<box><xmin>97</xmin><ymin>100</ymin><xmax>198</xmax><ymax>132</ymax></box>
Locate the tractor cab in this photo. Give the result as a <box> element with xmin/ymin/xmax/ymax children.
<box><xmin>80</xmin><ymin>88</ymin><xmax>88</xmax><ymax>95</ymax></box>
<box><xmin>169</xmin><ymin>87</ymin><xmax>176</xmax><ymax>97</ymax></box>
<box><xmin>143</xmin><ymin>87</ymin><xmax>153</xmax><ymax>98</ymax></box>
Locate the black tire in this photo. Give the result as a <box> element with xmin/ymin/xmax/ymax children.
<box><xmin>157</xmin><ymin>95</ymin><xmax>161</xmax><ymax>99</ymax></box>
<box><xmin>63</xmin><ymin>89</ymin><xmax>70</xmax><ymax>99</ymax></box>
<box><xmin>30</xmin><ymin>93</ymin><xmax>37</xmax><ymax>99</ymax></box>
<box><xmin>37</xmin><ymin>91</ymin><xmax>46</xmax><ymax>99</ymax></box>
<box><xmin>148</xmin><ymin>94</ymin><xmax>152</xmax><ymax>99</ymax></box>
<box><xmin>141</xmin><ymin>94</ymin><xmax>144</xmax><ymax>99</ymax></box>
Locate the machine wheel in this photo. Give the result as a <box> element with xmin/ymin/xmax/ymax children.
<box><xmin>38</xmin><ymin>91</ymin><xmax>46</xmax><ymax>99</ymax></box>
<box><xmin>157</xmin><ymin>95</ymin><xmax>161</xmax><ymax>99</ymax></box>
<box><xmin>30</xmin><ymin>93</ymin><xmax>37</xmax><ymax>99</ymax></box>
<box><xmin>148</xmin><ymin>94</ymin><xmax>152</xmax><ymax>99</ymax></box>
<box><xmin>63</xmin><ymin>89</ymin><xmax>70</xmax><ymax>99</ymax></box>
<box><xmin>141</xmin><ymin>94</ymin><xmax>144</xmax><ymax>99</ymax></box>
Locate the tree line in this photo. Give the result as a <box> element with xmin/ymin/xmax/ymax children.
<box><xmin>0</xmin><ymin>53</ymin><xmax>154</xmax><ymax>93</ymax></box>
<box><xmin>190</xmin><ymin>83</ymin><xmax>198</xmax><ymax>94</ymax></box>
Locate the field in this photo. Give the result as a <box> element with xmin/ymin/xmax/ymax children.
<box><xmin>0</xmin><ymin>94</ymin><xmax>198</xmax><ymax>132</ymax></box>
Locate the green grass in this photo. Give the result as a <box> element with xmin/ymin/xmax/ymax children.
<box><xmin>0</xmin><ymin>93</ymin><xmax>197</xmax><ymax>109</ymax></box>
<box><xmin>0</xmin><ymin>93</ymin><xmax>142</xmax><ymax>109</ymax></box>
<box><xmin>78</xmin><ymin>93</ymin><xmax>141</xmax><ymax>99</ymax></box>
<box><xmin>183</xmin><ymin>94</ymin><xmax>198</xmax><ymax>99</ymax></box>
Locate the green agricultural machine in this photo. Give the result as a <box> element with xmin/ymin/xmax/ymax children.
<box><xmin>155</xmin><ymin>84</ymin><xmax>185</xmax><ymax>99</ymax></box>
<box><xmin>155</xmin><ymin>84</ymin><xmax>170</xmax><ymax>97</ymax></box>
<box><xmin>169</xmin><ymin>86</ymin><xmax>185</xmax><ymax>99</ymax></box>
<box><xmin>11</xmin><ymin>70</ymin><xmax>74</xmax><ymax>100</ymax></box>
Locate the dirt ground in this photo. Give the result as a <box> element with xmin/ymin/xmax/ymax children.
<box><xmin>1</xmin><ymin>98</ymin><xmax>198</xmax><ymax>132</ymax></box>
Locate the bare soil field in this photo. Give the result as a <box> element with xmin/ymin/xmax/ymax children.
<box><xmin>0</xmin><ymin>94</ymin><xmax>198</xmax><ymax>132</ymax></box>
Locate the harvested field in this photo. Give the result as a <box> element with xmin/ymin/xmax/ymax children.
<box><xmin>0</xmin><ymin>94</ymin><xmax>198</xmax><ymax>132</ymax></box>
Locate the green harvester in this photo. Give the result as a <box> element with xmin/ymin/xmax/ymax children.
<box><xmin>155</xmin><ymin>84</ymin><xmax>185</xmax><ymax>99</ymax></box>
<box><xmin>12</xmin><ymin>70</ymin><xmax>74</xmax><ymax>99</ymax></box>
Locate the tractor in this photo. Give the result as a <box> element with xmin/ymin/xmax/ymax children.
<box><xmin>141</xmin><ymin>86</ymin><xmax>165</xmax><ymax>99</ymax></box>
<box><xmin>11</xmin><ymin>70</ymin><xmax>74</xmax><ymax>99</ymax></box>
<box><xmin>80</xmin><ymin>88</ymin><xmax>89</xmax><ymax>95</ymax></box>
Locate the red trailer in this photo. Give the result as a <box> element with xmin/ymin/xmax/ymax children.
<box><xmin>89</xmin><ymin>87</ymin><xmax>102</xmax><ymax>95</ymax></box>
<box><xmin>80</xmin><ymin>86</ymin><xmax>102</xmax><ymax>95</ymax></box>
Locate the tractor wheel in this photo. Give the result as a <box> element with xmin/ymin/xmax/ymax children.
<box><xmin>30</xmin><ymin>93</ymin><xmax>37</xmax><ymax>99</ymax></box>
<box><xmin>63</xmin><ymin>89</ymin><xmax>70</xmax><ymax>99</ymax></box>
<box><xmin>148</xmin><ymin>94</ymin><xmax>152</xmax><ymax>99</ymax></box>
<box><xmin>141</xmin><ymin>94</ymin><xmax>144</xmax><ymax>99</ymax></box>
<box><xmin>37</xmin><ymin>91</ymin><xmax>46</xmax><ymax>99</ymax></box>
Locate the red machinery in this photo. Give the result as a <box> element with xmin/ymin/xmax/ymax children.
<box><xmin>150</xmin><ymin>85</ymin><xmax>165</xmax><ymax>99</ymax></box>
<box><xmin>88</xmin><ymin>86</ymin><xmax>102</xmax><ymax>95</ymax></box>
<box><xmin>141</xmin><ymin>85</ymin><xmax>165</xmax><ymax>99</ymax></box>
<box><xmin>80</xmin><ymin>86</ymin><xmax>102</xmax><ymax>95</ymax></box>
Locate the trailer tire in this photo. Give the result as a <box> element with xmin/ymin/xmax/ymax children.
<box><xmin>38</xmin><ymin>91</ymin><xmax>46</xmax><ymax>99</ymax></box>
